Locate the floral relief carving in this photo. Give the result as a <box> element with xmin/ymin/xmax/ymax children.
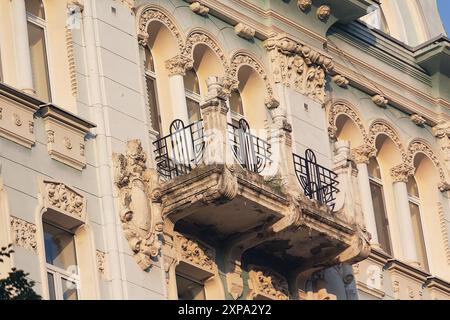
<box><xmin>96</xmin><ymin>250</ymin><xmax>106</xmax><ymax>276</ymax></box>
<box><xmin>265</xmin><ymin>34</ymin><xmax>334</xmax><ymax>103</ymax></box>
<box><xmin>13</xmin><ymin>113</ymin><xmax>22</xmax><ymax>127</ymax></box>
<box><xmin>351</xmin><ymin>144</ymin><xmax>377</xmax><ymax>165</ymax></box>
<box><xmin>177</xmin><ymin>234</ymin><xmax>216</xmax><ymax>272</ymax></box>
<box><xmin>10</xmin><ymin>217</ymin><xmax>37</xmax><ymax>252</ymax></box>
<box><xmin>248</xmin><ymin>266</ymin><xmax>289</xmax><ymax>300</ymax></box>
<box><xmin>165</xmin><ymin>54</ymin><xmax>194</xmax><ymax>76</ymax></box>
<box><xmin>368</xmin><ymin>120</ymin><xmax>407</xmax><ymax>162</ymax></box>
<box><xmin>183</xmin><ymin>31</ymin><xmax>228</xmax><ymax>71</ymax></box>
<box><xmin>327</xmin><ymin>102</ymin><xmax>367</xmax><ymax>142</ymax></box>
<box><xmin>44</xmin><ymin>182</ymin><xmax>85</xmax><ymax>219</ymax></box>
<box><xmin>113</xmin><ymin>140</ymin><xmax>164</xmax><ymax>270</ymax></box>
<box><xmin>137</xmin><ymin>7</ymin><xmax>184</xmax><ymax>49</ymax></box>
<box><xmin>390</xmin><ymin>163</ymin><xmax>415</xmax><ymax>183</ymax></box>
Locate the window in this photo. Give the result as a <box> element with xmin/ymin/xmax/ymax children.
<box><xmin>184</xmin><ymin>69</ymin><xmax>201</xmax><ymax>123</ymax></box>
<box><xmin>144</xmin><ymin>46</ymin><xmax>162</xmax><ymax>136</ymax></box>
<box><xmin>26</xmin><ymin>0</ymin><xmax>51</xmax><ymax>101</ymax></box>
<box><xmin>176</xmin><ymin>273</ymin><xmax>206</xmax><ymax>300</ymax></box>
<box><xmin>229</xmin><ymin>89</ymin><xmax>244</xmax><ymax>127</ymax></box>
<box><xmin>368</xmin><ymin>158</ymin><xmax>392</xmax><ymax>255</ymax></box>
<box><xmin>43</xmin><ymin>222</ymin><xmax>80</xmax><ymax>300</ymax></box>
<box><xmin>407</xmin><ymin>177</ymin><xmax>429</xmax><ymax>271</ymax></box>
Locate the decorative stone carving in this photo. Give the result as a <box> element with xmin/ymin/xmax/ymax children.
<box><xmin>227</xmin><ymin>52</ymin><xmax>276</xmax><ymax>107</ymax></box>
<box><xmin>177</xmin><ymin>234</ymin><xmax>216</xmax><ymax>272</ymax></box>
<box><xmin>317</xmin><ymin>5</ymin><xmax>331</xmax><ymax>22</ymax></box>
<box><xmin>40</xmin><ymin>179</ymin><xmax>87</xmax><ymax>223</ymax></box>
<box><xmin>297</xmin><ymin>0</ymin><xmax>312</xmax><ymax>12</ymax></box>
<box><xmin>41</xmin><ymin>105</ymin><xmax>94</xmax><ymax>171</ymax></box>
<box><xmin>333</xmin><ymin>75</ymin><xmax>349</xmax><ymax>88</ymax></box>
<box><xmin>10</xmin><ymin>217</ymin><xmax>37</xmax><ymax>252</ymax></box>
<box><xmin>65</xmin><ymin>26</ymin><xmax>77</xmax><ymax>97</ymax></box>
<box><xmin>137</xmin><ymin>6</ymin><xmax>184</xmax><ymax>49</ymax></box>
<box><xmin>0</xmin><ymin>88</ymin><xmax>39</xmax><ymax>148</ymax></box>
<box><xmin>327</xmin><ymin>101</ymin><xmax>368</xmax><ymax>142</ymax></box>
<box><xmin>437</xmin><ymin>202</ymin><xmax>450</xmax><ymax>265</ymax></box>
<box><xmin>390</xmin><ymin>163</ymin><xmax>415</xmax><ymax>183</ymax></box>
<box><xmin>183</xmin><ymin>31</ymin><xmax>228</xmax><ymax>70</ymax></box>
<box><xmin>386</xmin><ymin>260</ymin><xmax>428</xmax><ymax>300</ymax></box>
<box><xmin>190</xmin><ymin>2</ymin><xmax>209</xmax><ymax>16</ymax></box>
<box><xmin>96</xmin><ymin>250</ymin><xmax>106</xmax><ymax>276</ymax></box>
<box><xmin>368</xmin><ymin>120</ymin><xmax>406</xmax><ymax>162</ymax></box>
<box><xmin>113</xmin><ymin>140</ymin><xmax>164</xmax><ymax>270</ymax></box>
<box><xmin>411</xmin><ymin>114</ymin><xmax>426</xmax><ymax>126</ymax></box>
<box><xmin>234</xmin><ymin>23</ymin><xmax>255</xmax><ymax>41</ymax></box>
<box><xmin>265</xmin><ymin>34</ymin><xmax>334</xmax><ymax>103</ymax></box>
<box><xmin>433</xmin><ymin>120</ymin><xmax>450</xmax><ymax>139</ymax></box>
<box><xmin>248</xmin><ymin>266</ymin><xmax>289</xmax><ymax>300</ymax></box>
<box><xmin>165</xmin><ymin>54</ymin><xmax>194</xmax><ymax>76</ymax></box>
<box><xmin>372</xmin><ymin>95</ymin><xmax>389</xmax><ymax>108</ymax></box>
<box><xmin>351</xmin><ymin>144</ymin><xmax>376</xmax><ymax>164</ymax></box>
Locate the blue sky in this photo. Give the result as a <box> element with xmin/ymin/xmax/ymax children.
<box><xmin>438</xmin><ymin>0</ymin><xmax>450</xmax><ymax>34</ymax></box>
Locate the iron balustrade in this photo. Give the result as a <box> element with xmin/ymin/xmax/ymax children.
<box><xmin>228</xmin><ymin>119</ymin><xmax>271</xmax><ymax>174</ymax></box>
<box><xmin>153</xmin><ymin>119</ymin><xmax>205</xmax><ymax>180</ymax></box>
<box><xmin>293</xmin><ymin>149</ymin><xmax>339</xmax><ymax>210</ymax></box>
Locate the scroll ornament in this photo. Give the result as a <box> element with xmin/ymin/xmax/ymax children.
<box><xmin>113</xmin><ymin>140</ymin><xmax>164</xmax><ymax>270</ymax></box>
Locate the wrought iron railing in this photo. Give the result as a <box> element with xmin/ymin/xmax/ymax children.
<box><xmin>293</xmin><ymin>149</ymin><xmax>339</xmax><ymax>210</ymax></box>
<box><xmin>228</xmin><ymin>119</ymin><xmax>271</xmax><ymax>174</ymax></box>
<box><xmin>153</xmin><ymin>119</ymin><xmax>205</xmax><ymax>180</ymax></box>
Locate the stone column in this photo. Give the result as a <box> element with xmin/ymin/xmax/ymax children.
<box><xmin>391</xmin><ymin>164</ymin><xmax>419</xmax><ymax>266</ymax></box>
<box><xmin>10</xmin><ymin>0</ymin><xmax>35</xmax><ymax>95</ymax></box>
<box><xmin>200</xmin><ymin>76</ymin><xmax>230</xmax><ymax>166</ymax></box>
<box><xmin>352</xmin><ymin>145</ymin><xmax>380</xmax><ymax>248</ymax></box>
<box><xmin>165</xmin><ymin>55</ymin><xmax>193</xmax><ymax>124</ymax></box>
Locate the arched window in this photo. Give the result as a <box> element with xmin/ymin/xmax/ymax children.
<box><xmin>229</xmin><ymin>89</ymin><xmax>244</xmax><ymax>126</ymax></box>
<box><xmin>144</xmin><ymin>46</ymin><xmax>161</xmax><ymax>136</ymax></box>
<box><xmin>368</xmin><ymin>157</ymin><xmax>392</xmax><ymax>255</ymax></box>
<box><xmin>407</xmin><ymin>176</ymin><xmax>429</xmax><ymax>271</ymax></box>
<box><xmin>26</xmin><ymin>0</ymin><xmax>51</xmax><ymax>101</ymax></box>
<box><xmin>184</xmin><ymin>69</ymin><xmax>201</xmax><ymax>123</ymax></box>
<box><xmin>44</xmin><ymin>221</ymin><xmax>80</xmax><ymax>300</ymax></box>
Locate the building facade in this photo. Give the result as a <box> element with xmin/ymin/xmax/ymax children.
<box><xmin>0</xmin><ymin>0</ymin><xmax>449</xmax><ymax>300</ymax></box>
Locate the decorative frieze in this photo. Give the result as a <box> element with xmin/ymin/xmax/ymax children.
<box><xmin>40</xmin><ymin>180</ymin><xmax>87</xmax><ymax>223</ymax></box>
<box><xmin>410</xmin><ymin>114</ymin><xmax>426</xmax><ymax>126</ymax></box>
<box><xmin>297</xmin><ymin>0</ymin><xmax>312</xmax><ymax>12</ymax></box>
<box><xmin>0</xmin><ymin>85</ymin><xmax>40</xmax><ymax>148</ymax></box>
<box><xmin>165</xmin><ymin>54</ymin><xmax>194</xmax><ymax>76</ymax></box>
<box><xmin>234</xmin><ymin>23</ymin><xmax>255</xmax><ymax>41</ymax></box>
<box><xmin>41</xmin><ymin>104</ymin><xmax>94</xmax><ymax>171</ymax></box>
<box><xmin>190</xmin><ymin>2</ymin><xmax>209</xmax><ymax>16</ymax></box>
<box><xmin>372</xmin><ymin>95</ymin><xmax>389</xmax><ymax>108</ymax></box>
<box><xmin>265</xmin><ymin>34</ymin><xmax>334</xmax><ymax>103</ymax></box>
<box><xmin>10</xmin><ymin>217</ymin><xmax>37</xmax><ymax>252</ymax></box>
<box><xmin>248</xmin><ymin>266</ymin><xmax>289</xmax><ymax>300</ymax></box>
<box><xmin>317</xmin><ymin>5</ymin><xmax>332</xmax><ymax>22</ymax></box>
<box><xmin>113</xmin><ymin>140</ymin><xmax>164</xmax><ymax>270</ymax></box>
<box><xmin>177</xmin><ymin>234</ymin><xmax>216</xmax><ymax>272</ymax></box>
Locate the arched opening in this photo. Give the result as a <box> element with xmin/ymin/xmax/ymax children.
<box><xmin>26</xmin><ymin>0</ymin><xmax>51</xmax><ymax>101</ymax></box>
<box><xmin>192</xmin><ymin>43</ymin><xmax>225</xmax><ymax>97</ymax></box>
<box><xmin>147</xmin><ymin>21</ymin><xmax>180</xmax><ymax>136</ymax></box>
<box><xmin>144</xmin><ymin>46</ymin><xmax>162</xmax><ymax>136</ymax></box>
<box><xmin>335</xmin><ymin>114</ymin><xmax>364</xmax><ymax>148</ymax></box>
<box><xmin>183</xmin><ymin>68</ymin><xmax>201</xmax><ymax>123</ymax></box>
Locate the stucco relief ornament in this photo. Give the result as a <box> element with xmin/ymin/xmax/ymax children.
<box><xmin>390</xmin><ymin>163</ymin><xmax>415</xmax><ymax>183</ymax></box>
<box><xmin>10</xmin><ymin>217</ymin><xmax>37</xmax><ymax>252</ymax></box>
<box><xmin>45</xmin><ymin>182</ymin><xmax>85</xmax><ymax>218</ymax></box>
<box><xmin>410</xmin><ymin>114</ymin><xmax>426</xmax><ymax>126</ymax></box>
<box><xmin>178</xmin><ymin>235</ymin><xmax>215</xmax><ymax>271</ymax></box>
<box><xmin>248</xmin><ymin>267</ymin><xmax>289</xmax><ymax>300</ymax></box>
<box><xmin>317</xmin><ymin>5</ymin><xmax>331</xmax><ymax>22</ymax></box>
<box><xmin>235</xmin><ymin>23</ymin><xmax>255</xmax><ymax>41</ymax></box>
<box><xmin>372</xmin><ymin>94</ymin><xmax>389</xmax><ymax>108</ymax></box>
<box><xmin>165</xmin><ymin>54</ymin><xmax>194</xmax><ymax>76</ymax></box>
<box><xmin>332</xmin><ymin>74</ymin><xmax>349</xmax><ymax>88</ymax></box>
<box><xmin>351</xmin><ymin>144</ymin><xmax>376</xmax><ymax>164</ymax></box>
<box><xmin>190</xmin><ymin>2</ymin><xmax>209</xmax><ymax>16</ymax></box>
<box><xmin>297</xmin><ymin>0</ymin><xmax>312</xmax><ymax>12</ymax></box>
<box><xmin>113</xmin><ymin>140</ymin><xmax>164</xmax><ymax>270</ymax></box>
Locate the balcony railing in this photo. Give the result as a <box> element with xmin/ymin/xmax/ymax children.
<box><xmin>228</xmin><ymin>119</ymin><xmax>271</xmax><ymax>174</ymax></box>
<box><xmin>153</xmin><ymin>119</ymin><xmax>205</xmax><ymax>180</ymax></box>
<box><xmin>293</xmin><ymin>149</ymin><xmax>339</xmax><ymax>210</ymax></box>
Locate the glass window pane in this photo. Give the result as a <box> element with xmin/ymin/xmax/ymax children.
<box><xmin>409</xmin><ymin>202</ymin><xmax>429</xmax><ymax>271</ymax></box>
<box><xmin>26</xmin><ymin>0</ymin><xmax>45</xmax><ymax>19</ymax></box>
<box><xmin>43</xmin><ymin>222</ymin><xmax>78</xmax><ymax>272</ymax></box>
<box><xmin>370</xmin><ymin>182</ymin><xmax>392</xmax><ymax>255</ymax></box>
<box><xmin>230</xmin><ymin>90</ymin><xmax>244</xmax><ymax>115</ymax></box>
<box><xmin>186</xmin><ymin>97</ymin><xmax>201</xmax><ymax>124</ymax></box>
<box><xmin>184</xmin><ymin>69</ymin><xmax>200</xmax><ymax>94</ymax></box>
<box><xmin>368</xmin><ymin>158</ymin><xmax>381</xmax><ymax>179</ymax></box>
<box><xmin>146</xmin><ymin>76</ymin><xmax>161</xmax><ymax>134</ymax></box>
<box><xmin>61</xmin><ymin>278</ymin><xmax>78</xmax><ymax>300</ymax></box>
<box><xmin>176</xmin><ymin>274</ymin><xmax>205</xmax><ymax>300</ymax></box>
<box><xmin>144</xmin><ymin>47</ymin><xmax>155</xmax><ymax>72</ymax></box>
<box><xmin>27</xmin><ymin>21</ymin><xmax>51</xmax><ymax>101</ymax></box>
<box><xmin>407</xmin><ymin>177</ymin><xmax>420</xmax><ymax>198</ymax></box>
<box><xmin>47</xmin><ymin>272</ymin><xmax>56</xmax><ymax>300</ymax></box>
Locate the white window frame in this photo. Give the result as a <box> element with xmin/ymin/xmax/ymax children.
<box><xmin>43</xmin><ymin>222</ymin><xmax>80</xmax><ymax>300</ymax></box>
<box><xmin>185</xmin><ymin>88</ymin><xmax>202</xmax><ymax>124</ymax></box>
<box><xmin>145</xmin><ymin>64</ymin><xmax>162</xmax><ymax>136</ymax></box>
<box><xmin>26</xmin><ymin>10</ymin><xmax>53</xmax><ymax>101</ymax></box>
<box><xmin>407</xmin><ymin>190</ymin><xmax>430</xmax><ymax>271</ymax></box>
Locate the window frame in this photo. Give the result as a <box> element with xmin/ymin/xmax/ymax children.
<box><xmin>175</xmin><ymin>270</ymin><xmax>207</xmax><ymax>300</ymax></box>
<box><xmin>144</xmin><ymin>50</ymin><xmax>162</xmax><ymax>136</ymax></box>
<box><xmin>26</xmin><ymin>9</ymin><xmax>53</xmax><ymax>102</ymax></box>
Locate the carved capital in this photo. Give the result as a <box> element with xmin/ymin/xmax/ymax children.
<box><xmin>390</xmin><ymin>164</ymin><xmax>415</xmax><ymax>183</ymax></box>
<box><xmin>113</xmin><ymin>140</ymin><xmax>164</xmax><ymax>270</ymax></box>
<box><xmin>351</xmin><ymin>144</ymin><xmax>376</xmax><ymax>164</ymax></box>
<box><xmin>165</xmin><ymin>55</ymin><xmax>194</xmax><ymax>76</ymax></box>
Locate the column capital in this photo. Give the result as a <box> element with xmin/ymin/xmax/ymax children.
<box><xmin>165</xmin><ymin>54</ymin><xmax>194</xmax><ymax>76</ymax></box>
<box><xmin>351</xmin><ymin>144</ymin><xmax>377</xmax><ymax>164</ymax></box>
<box><xmin>390</xmin><ymin>164</ymin><xmax>415</xmax><ymax>183</ymax></box>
